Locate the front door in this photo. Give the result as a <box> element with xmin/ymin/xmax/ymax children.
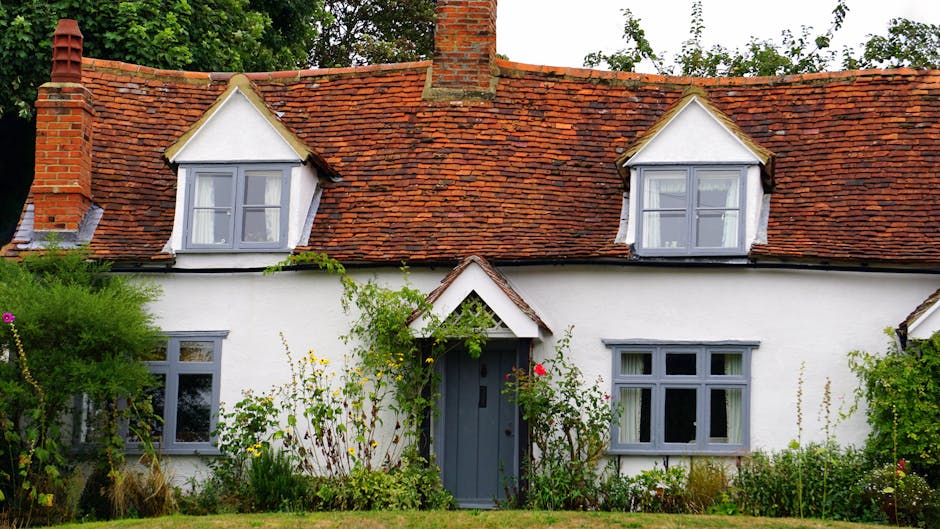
<box><xmin>437</xmin><ymin>340</ymin><xmax>521</xmax><ymax>508</ymax></box>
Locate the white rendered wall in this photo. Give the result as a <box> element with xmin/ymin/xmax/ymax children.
<box><xmin>143</xmin><ymin>266</ymin><xmax>937</xmax><ymax>479</ymax></box>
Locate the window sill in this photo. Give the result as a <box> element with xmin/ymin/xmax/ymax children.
<box><xmin>126</xmin><ymin>445</ymin><xmax>221</xmax><ymax>457</ymax></box>
<box><xmin>607</xmin><ymin>446</ymin><xmax>749</xmax><ymax>457</ymax></box>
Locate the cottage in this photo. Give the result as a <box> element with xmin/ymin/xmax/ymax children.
<box><xmin>5</xmin><ymin>0</ymin><xmax>940</xmax><ymax>508</ymax></box>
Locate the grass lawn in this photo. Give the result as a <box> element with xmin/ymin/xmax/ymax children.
<box><xmin>49</xmin><ymin>511</ymin><xmax>889</xmax><ymax>529</ymax></box>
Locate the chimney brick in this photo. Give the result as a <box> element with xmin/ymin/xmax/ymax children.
<box><xmin>427</xmin><ymin>0</ymin><xmax>497</xmax><ymax>99</ymax></box>
<box><xmin>32</xmin><ymin>20</ymin><xmax>93</xmax><ymax>234</ymax></box>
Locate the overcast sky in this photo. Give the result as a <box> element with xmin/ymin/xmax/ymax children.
<box><xmin>497</xmin><ymin>0</ymin><xmax>939</xmax><ymax>72</ymax></box>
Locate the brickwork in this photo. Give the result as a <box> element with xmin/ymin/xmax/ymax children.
<box><xmin>431</xmin><ymin>0</ymin><xmax>497</xmax><ymax>95</ymax></box>
<box><xmin>32</xmin><ymin>84</ymin><xmax>94</xmax><ymax>232</ymax></box>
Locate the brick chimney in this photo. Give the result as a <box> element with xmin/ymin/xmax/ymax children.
<box><xmin>32</xmin><ymin>19</ymin><xmax>95</xmax><ymax>235</ymax></box>
<box><xmin>426</xmin><ymin>0</ymin><xmax>497</xmax><ymax>100</ymax></box>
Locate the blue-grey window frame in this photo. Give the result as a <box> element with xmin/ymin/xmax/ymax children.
<box><xmin>182</xmin><ymin>164</ymin><xmax>292</xmax><ymax>251</ymax></box>
<box><xmin>138</xmin><ymin>331</ymin><xmax>227</xmax><ymax>454</ymax></box>
<box><xmin>634</xmin><ymin>165</ymin><xmax>747</xmax><ymax>257</ymax></box>
<box><xmin>603</xmin><ymin>340</ymin><xmax>758</xmax><ymax>455</ymax></box>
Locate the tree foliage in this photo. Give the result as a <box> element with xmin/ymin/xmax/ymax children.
<box><xmin>848</xmin><ymin>332</ymin><xmax>940</xmax><ymax>485</ymax></box>
<box><xmin>0</xmin><ymin>246</ymin><xmax>162</xmax><ymax>523</ymax></box>
<box><xmin>311</xmin><ymin>0</ymin><xmax>435</xmax><ymax>68</ymax></box>
<box><xmin>0</xmin><ymin>0</ymin><xmax>326</xmax><ymax>120</ymax></box>
<box><xmin>585</xmin><ymin>0</ymin><xmax>940</xmax><ymax>76</ymax></box>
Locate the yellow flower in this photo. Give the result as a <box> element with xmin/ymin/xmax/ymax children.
<box><xmin>425</xmin><ymin>357</ymin><xmax>434</xmax><ymax>364</ymax></box>
<box><xmin>332</xmin><ymin>389</ymin><xmax>341</xmax><ymax>397</ymax></box>
<box><xmin>396</xmin><ymin>375</ymin><xmax>403</xmax><ymax>381</ymax></box>
<box><xmin>347</xmin><ymin>447</ymin><xmax>356</xmax><ymax>456</ymax></box>
<box><xmin>319</xmin><ymin>358</ymin><xmax>330</xmax><ymax>366</ymax></box>
<box><xmin>370</xmin><ymin>440</ymin><xmax>378</xmax><ymax>448</ymax></box>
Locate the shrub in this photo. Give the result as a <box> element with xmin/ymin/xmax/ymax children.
<box><xmin>864</xmin><ymin>461</ymin><xmax>935</xmax><ymax>527</ymax></box>
<box><xmin>733</xmin><ymin>442</ymin><xmax>879</xmax><ymax>521</ymax></box>
<box><xmin>849</xmin><ymin>332</ymin><xmax>940</xmax><ymax>484</ymax></box>
<box><xmin>248</xmin><ymin>446</ymin><xmax>309</xmax><ymax>512</ymax></box>
<box><xmin>598</xmin><ymin>464</ymin><xmax>688</xmax><ymax>513</ymax></box>
<box><xmin>505</xmin><ymin>328</ymin><xmax>619</xmax><ymax>510</ymax></box>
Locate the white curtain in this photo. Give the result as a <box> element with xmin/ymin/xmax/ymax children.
<box><xmin>619</xmin><ymin>387</ymin><xmax>642</xmax><ymax>444</ymax></box>
<box><xmin>643</xmin><ymin>174</ymin><xmax>685</xmax><ymax>248</ymax></box>
<box><xmin>192</xmin><ymin>174</ymin><xmax>216</xmax><ymax>244</ymax></box>
<box><xmin>697</xmin><ymin>175</ymin><xmax>739</xmax><ymax>248</ymax></box>
<box><xmin>619</xmin><ymin>353</ymin><xmax>646</xmax><ymax>443</ymax></box>
<box><xmin>263</xmin><ymin>174</ymin><xmax>281</xmax><ymax>242</ymax></box>
<box><xmin>724</xmin><ymin>354</ymin><xmax>743</xmax><ymax>444</ymax></box>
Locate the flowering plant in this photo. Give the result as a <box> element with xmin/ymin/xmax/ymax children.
<box><xmin>504</xmin><ymin>327</ymin><xmax>620</xmax><ymax>509</ymax></box>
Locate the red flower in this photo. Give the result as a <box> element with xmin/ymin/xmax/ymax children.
<box><xmin>897</xmin><ymin>459</ymin><xmax>907</xmax><ymax>472</ymax></box>
<box><xmin>505</xmin><ymin>373</ymin><xmax>510</xmax><ymax>381</ymax></box>
<box><xmin>533</xmin><ymin>363</ymin><xmax>547</xmax><ymax>376</ymax></box>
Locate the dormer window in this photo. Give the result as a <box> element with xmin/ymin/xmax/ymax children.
<box><xmin>184</xmin><ymin>165</ymin><xmax>290</xmax><ymax>250</ymax></box>
<box><xmin>637</xmin><ymin>166</ymin><xmax>745</xmax><ymax>256</ymax></box>
<box><xmin>616</xmin><ymin>87</ymin><xmax>775</xmax><ymax>259</ymax></box>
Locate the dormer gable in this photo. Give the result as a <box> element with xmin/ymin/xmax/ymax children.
<box><xmin>163</xmin><ymin>75</ymin><xmax>336</xmax><ymax>266</ymax></box>
<box><xmin>617</xmin><ymin>87</ymin><xmax>775</xmax><ymax>258</ymax></box>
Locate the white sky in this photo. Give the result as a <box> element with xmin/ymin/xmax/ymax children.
<box><xmin>497</xmin><ymin>0</ymin><xmax>939</xmax><ymax>72</ymax></box>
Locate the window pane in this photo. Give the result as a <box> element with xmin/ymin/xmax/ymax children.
<box><xmin>696</xmin><ymin>210</ymin><xmax>739</xmax><ymax>248</ymax></box>
<box><xmin>697</xmin><ymin>172</ymin><xmax>739</xmax><ymax>208</ymax></box>
<box><xmin>710</xmin><ymin>388</ymin><xmax>743</xmax><ymax>444</ymax></box>
<box><xmin>642</xmin><ymin>211</ymin><xmax>687</xmax><ymax>249</ymax></box>
<box><xmin>664</xmin><ymin>388</ymin><xmax>697</xmax><ymax>443</ymax></box>
<box><xmin>620</xmin><ymin>352</ymin><xmax>652</xmax><ymax>375</ymax></box>
<box><xmin>176</xmin><ymin>374</ymin><xmax>212</xmax><ymax>442</ymax></box>
<box><xmin>241</xmin><ymin>208</ymin><xmax>280</xmax><ymax>243</ymax></box>
<box><xmin>194</xmin><ymin>173</ymin><xmax>233</xmax><ymax>208</ymax></box>
<box><xmin>618</xmin><ymin>387</ymin><xmax>651</xmax><ymax>443</ymax></box>
<box><xmin>244</xmin><ymin>171</ymin><xmax>282</xmax><ymax>206</ymax></box>
<box><xmin>643</xmin><ymin>171</ymin><xmax>687</xmax><ymax>209</ymax></box>
<box><xmin>145</xmin><ymin>343</ymin><xmax>167</xmax><ymax>362</ymax></box>
<box><xmin>710</xmin><ymin>353</ymin><xmax>743</xmax><ymax>376</ymax></box>
<box><xmin>180</xmin><ymin>341</ymin><xmax>214</xmax><ymax>362</ymax></box>
<box><xmin>191</xmin><ymin>209</ymin><xmax>231</xmax><ymax>245</ymax></box>
<box><xmin>666</xmin><ymin>353</ymin><xmax>696</xmax><ymax>375</ymax></box>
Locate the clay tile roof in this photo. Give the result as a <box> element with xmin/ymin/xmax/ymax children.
<box><xmin>165</xmin><ymin>74</ymin><xmax>339</xmax><ymax>179</ymax></box>
<box><xmin>417</xmin><ymin>255</ymin><xmax>551</xmax><ymax>333</ymax></box>
<box><xmin>5</xmin><ymin>57</ymin><xmax>940</xmax><ymax>267</ymax></box>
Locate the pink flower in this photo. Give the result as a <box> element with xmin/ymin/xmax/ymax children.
<box><xmin>2</xmin><ymin>312</ymin><xmax>14</xmax><ymax>323</ymax></box>
<box><xmin>533</xmin><ymin>363</ymin><xmax>547</xmax><ymax>376</ymax></box>
<box><xmin>604</xmin><ymin>393</ymin><xmax>611</xmax><ymax>401</ymax></box>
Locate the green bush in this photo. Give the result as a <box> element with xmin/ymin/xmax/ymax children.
<box><xmin>505</xmin><ymin>328</ymin><xmax>619</xmax><ymax>510</ymax></box>
<box><xmin>598</xmin><ymin>465</ymin><xmax>688</xmax><ymax>513</ymax></box>
<box><xmin>733</xmin><ymin>443</ymin><xmax>879</xmax><ymax>522</ymax></box>
<box><xmin>849</xmin><ymin>332</ymin><xmax>940</xmax><ymax>484</ymax></box>
<box><xmin>864</xmin><ymin>461</ymin><xmax>935</xmax><ymax>527</ymax></box>
<box><xmin>248</xmin><ymin>446</ymin><xmax>310</xmax><ymax>512</ymax></box>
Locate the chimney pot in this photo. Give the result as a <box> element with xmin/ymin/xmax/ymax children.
<box><xmin>51</xmin><ymin>19</ymin><xmax>83</xmax><ymax>83</ymax></box>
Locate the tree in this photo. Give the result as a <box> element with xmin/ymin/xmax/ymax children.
<box><xmin>311</xmin><ymin>0</ymin><xmax>436</xmax><ymax>68</ymax></box>
<box><xmin>0</xmin><ymin>246</ymin><xmax>162</xmax><ymax>523</ymax></box>
<box><xmin>585</xmin><ymin>0</ymin><xmax>939</xmax><ymax>76</ymax></box>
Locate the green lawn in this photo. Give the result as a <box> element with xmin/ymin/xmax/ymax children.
<box><xmin>50</xmin><ymin>511</ymin><xmax>889</xmax><ymax>529</ymax></box>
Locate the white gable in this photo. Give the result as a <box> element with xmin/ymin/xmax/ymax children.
<box><xmin>170</xmin><ymin>89</ymin><xmax>301</xmax><ymax>163</ymax></box>
<box><xmin>411</xmin><ymin>261</ymin><xmax>543</xmax><ymax>339</ymax></box>
<box><xmin>628</xmin><ymin>98</ymin><xmax>760</xmax><ymax>165</ymax></box>
<box><xmin>908</xmin><ymin>298</ymin><xmax>940</xmax><ymax>340</ymax></box>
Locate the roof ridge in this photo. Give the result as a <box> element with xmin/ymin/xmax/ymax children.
<box><xmin>82</xmin><ymin>57</ymin><xmax>432</xmax><ymax>83</ymax></box>
<box><xmin>494</xmin><ymin>57</ymin><xmax>937</xmax><ymax>86</ymax></box>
